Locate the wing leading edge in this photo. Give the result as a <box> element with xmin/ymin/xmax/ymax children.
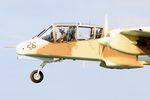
<box><xmin>120</xmin><ymin>27</ymin><xmax>150</xmax><ymax>37</ymax></box>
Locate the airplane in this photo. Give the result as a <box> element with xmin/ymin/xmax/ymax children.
<box><xmin>16</xmin><ymin>17</ymin><xmax>150</xmax><ymax>83</ymax></box>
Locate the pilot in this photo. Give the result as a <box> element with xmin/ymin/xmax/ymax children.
<box><xmin>58</xmin><ymin>28</ymin><xmax>66</xmax><ymax>42</ymax></box>
<box><xmin>66</xmin><ymin>26</ymin><xmax>76</xmax><ymax>41</ymax></box>
<box><xmin>59</xmin><ymin>27</ymin><xmax>65</xmax><ymax>35</ymax></box>
<box><xmin>71</xmin><ymin>26</ymin><xmax>76</xmax><ymax>40</ymax></box>
<box><xmin>66</xmin><ymin>26</ymin><xmax>72</xmax><ymax>41</ymax></box>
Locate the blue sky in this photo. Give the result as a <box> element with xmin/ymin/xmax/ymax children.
<box><xmin>1</xmin><ymin>0</ymin><xmax>150</xmax><ymax>100</ymax></box>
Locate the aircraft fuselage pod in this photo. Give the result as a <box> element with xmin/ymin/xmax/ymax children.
<box><xmin>16</xmin><ymin>23</ymin><xmax>150</xmax><ymax>83</ymax></box>
<box><xmin>17</xmin><ymin>24</ymin><xmax>103</xmax><ymax>61</ymax></box>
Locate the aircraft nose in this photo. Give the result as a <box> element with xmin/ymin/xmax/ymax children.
<box><xmin>16</xmin><ymin>42</ymin><xmax>26</xmax><ymax>55</ymax></box>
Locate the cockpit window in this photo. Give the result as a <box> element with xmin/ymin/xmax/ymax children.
<box><xmin>78</xmin><ymin>27</ymin><xmax>92</xmax><ymax>40</ymax></box>
<box><xmin>56</xmin><ymin>26</ymin><xmax>76</xmax><ymax>42</ymax></box>
<box><xmin>40</xmin><ymin>27</ymin><xmax>53</xmax><ymax>42</ymax></box>
<box><xmin>33</xmin><ymin>24</ymin><xmax>103</xmax><ymax>43</ymax></box>
<box><xmin>33</xmin><ymin>26</ymin><xmax>54</xmax><ymax>42</ymax></box>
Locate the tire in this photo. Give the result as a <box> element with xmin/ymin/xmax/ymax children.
<box><xmin>30</xmin><ymin>70</ymin><xmax>44</xmax><ymax>83</ymax></box>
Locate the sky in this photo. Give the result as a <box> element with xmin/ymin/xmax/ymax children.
<box><xmin>1</xmin><ymin>0</ymin><xmax>150</xmax><ymax>100</ymax></box>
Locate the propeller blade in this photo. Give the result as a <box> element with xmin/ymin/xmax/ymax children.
<box><xmin>99</xmin><ymin>15</ymin><xmax>109</xmax><ymax>57</ymax></box>
<box><xmin>104</xmin><ymin>14</ymin><xmax>108</xmax><ymax>37</ymax></box>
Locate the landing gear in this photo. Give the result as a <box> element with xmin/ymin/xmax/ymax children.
<box><xmin>30</xmin><ymin>59</ymin><xmax>62</xmax><ymax>83</ymax></box>
<box><xmin>30</xmin><ymin>70</ymin><xmax>44</xmax><ymax>83</ymax></box>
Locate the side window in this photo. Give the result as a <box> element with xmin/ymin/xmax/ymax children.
<box><xmin>78</xmin><ymin>27</ymin><xmax>93</xmax><ymax>40</ymax></box>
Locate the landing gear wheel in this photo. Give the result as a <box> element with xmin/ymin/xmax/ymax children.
<box><xmin>30</xmin><ymin>70</ymin><xmax>44</xmax><ymax>83</ymax></box>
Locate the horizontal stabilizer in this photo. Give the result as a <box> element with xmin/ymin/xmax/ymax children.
<box><xmin>138</xmin><ymin>55</ymin><xmax>150</xmax><ymax>61</ymax></box>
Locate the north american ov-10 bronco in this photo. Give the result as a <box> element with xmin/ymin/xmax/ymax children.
<box><xmin>16</xmin><ymin>19</ymin><xmax>150</xmax><ymax>83</ymax></box>
<box><xmin>17</xmin><ymin>23</ymin><xmax>104</xmax><ymax>83</ymax></box>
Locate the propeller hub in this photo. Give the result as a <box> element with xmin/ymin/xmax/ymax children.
<box><xmin>98</xmin><ymin>37</ymin><xmax>110</xmax><ymax>46</ymax></box>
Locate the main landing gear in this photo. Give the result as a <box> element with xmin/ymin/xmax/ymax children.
<box><xmin>30</xmin><ymin>59</ymin><xmax>61</xmax><ymax>83</ymax></box>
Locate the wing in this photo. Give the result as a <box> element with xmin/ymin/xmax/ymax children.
<box><xmin>121</xmin><ymin>27</ymin><xmax>150</xmax><ymax>53</ymax></box>
<box><xmin>120</xmin><ymin>29</ymin><xmax>150</xmax><ymax>37</ymax></box>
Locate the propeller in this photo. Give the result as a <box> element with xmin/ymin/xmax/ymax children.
<box><xmin>98</xmin><ymin>15</ymin><xmax>110</xmax><ymax>57</ymax></box>
<box><xmin>104</xmin><ymin>14</ymin><xmax>108</xmax><ymax>37</ymax></box>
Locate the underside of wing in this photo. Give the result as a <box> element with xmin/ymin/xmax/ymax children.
<box><xmin>100</xmin><ymin>47</ymin><xmax>144</xmax><ymax>69</ymax></box>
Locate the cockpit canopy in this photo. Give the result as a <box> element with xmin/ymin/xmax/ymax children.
<box><xmin>33</xmin><ymin>23</ymin><xmax>103</xmax><ymax>42</ymax></box>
